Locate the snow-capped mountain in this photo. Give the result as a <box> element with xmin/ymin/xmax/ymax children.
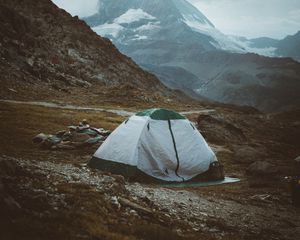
<box><xmin>87</xmin><ymin>0</ymin><xmax>245</xmax><ymax>53</ymax></box>
<box><xmin>84</xmin><ymin>0</ymin><xmax>300</xmax><ymax>112</ymax></box>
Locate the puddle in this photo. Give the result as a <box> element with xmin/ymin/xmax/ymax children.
<box><xmin>161</xmin><ymin>177</ymin><xmax>241</xmax><ymax>188</ymax></box>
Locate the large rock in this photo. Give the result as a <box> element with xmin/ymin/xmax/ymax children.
<box><xmin>197</xmin><ymin>114</ymin><xmax>246</xmax><ymax>145</ymax></box>
<box><xmin>233</xmin><ymin>145</ymin><xmax>266</xmax><ymax>164</ymax></box>
<box><xmin>246</xmin><ymin>161</ymin><xmax>278</xmax><ymax>176</ymax></box>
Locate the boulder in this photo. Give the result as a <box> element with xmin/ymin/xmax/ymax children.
<box><xmin>197</xmin><ymin>114</ymin><xmax>246</xmax><ymax>145</ymax></box>
<box><xmin>246</xmin><ymin>161</ymin><xmax>278</xmax><ymax>176</ymax></box>
<box><xmin>233</xmin><ymin>145</ymin><xmax>266</xmax><ymax>164</ymax></box>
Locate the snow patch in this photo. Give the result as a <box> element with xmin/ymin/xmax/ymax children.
<box><xmin>182</xmin><ymin>15</ymin><xmax>245</xmax><ymax>53</ymax></box>
<box><xmin>136</xmin><ymin>22</ymin><xmax>161</xmax><ymax>32</ymax></box>
<box><xmin>92</xmin><ymin>9</ymin><xmax>157</xmax><ymax>39</ymax></box>
<box><xmin>229</xmin><ymin>36</ymin><xmax>277</xmax><ymax>57</ymax></box>
<box><xmin>92</xmin><ymin>23</ymin><xmax>124</xmax><ymax>38</ymax></box>
<box><xmin>114</xmin><ymin>8</ymin><xmax>156</xmax><ymax>24</ymax></box>
<box><xmin>131</xmin><ymin>35</ymin><xmax>148</xmax><ymax>41</ymax></box>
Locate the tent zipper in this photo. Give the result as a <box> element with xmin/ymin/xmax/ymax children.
<box><xmin>168</xmin><ymin>119</ymin><xmax>185</xmax><ymax>182</ymax></box>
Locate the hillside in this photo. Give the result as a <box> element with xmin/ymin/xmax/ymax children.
<box><xmin>276</xmin><ymin>31</ymin><xmax>300</xmax><ymax>62</ymax></box>
<box><xmin>0</xmin><ymin>0</ymin><xmax>189</xmax><ymax>106</ymax></box>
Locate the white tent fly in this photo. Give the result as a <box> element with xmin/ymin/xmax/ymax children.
<box><xmin>89</xmin><ymin>108</ymin><xmax>217</xmax><ymax>182</ymax></box>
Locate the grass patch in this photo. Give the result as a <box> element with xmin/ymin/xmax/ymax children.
<box><xmin>0</xmin><ymin>102</ymin><xmax>125</xmax><ymax>162</ymax></box>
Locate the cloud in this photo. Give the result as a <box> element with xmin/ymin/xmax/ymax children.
<box><xmin>52</xmin><ymin>0</ymin><xmax>99</xmax><ymax>17</ymax></box>
<box><xmin>187</xmin><ymin>0</ymin><xmax>300</xmax><ymax>39</ymax></box>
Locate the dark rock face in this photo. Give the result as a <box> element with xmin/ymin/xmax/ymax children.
<box><xmin>0</xmin><ymin>0</ymin><xmax>183</xmax><ymax>104</ymax></box>
<box><xmin>83</xmin><ymin>0</ymin><xmax>300</xmax><ymax>112</ymax></box>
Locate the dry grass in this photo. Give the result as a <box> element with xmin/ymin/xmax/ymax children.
<box><xmin>0</xmin><ymin>102</ymin><xmax>125</xmax><ymax>162</ymax></box>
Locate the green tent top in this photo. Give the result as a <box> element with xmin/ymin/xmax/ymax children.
<box><xmin>135</xmin><ymin>108</ymin><xmax>186</xmax><ymax>120</ymax></box>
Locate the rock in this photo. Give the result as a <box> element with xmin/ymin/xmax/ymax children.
<box><xmin>70</xmin><ymin>132</ymin><xmax>90</xmax><ymax>142</ymax></box>
<box><xmin>233</xmin><ymin>145</ymin><xmax>266</xmax><ymax>164</ymax></box>
<box><xmin>197</xmin><ymin>114</ymin><xmax>246</xmax><ymax>145</ymax></box>
<box><xmin>8</xmin><ymin>88</ymin><xmax>18</xmax><ymax>93</ymax></box>
<box><xmin>32</xmin><ymin>133</ymin><xmax>48</xmax><ymax>144</ymax></box>
<box><xmin>118</xmin><ymin>197</ymin><xmax>152</xmax><ymax>215</ymax></box>
<box><xmin>246</xmin><ymin>161</ymin><xmax>278</xmax><ymax>176</ymax></box>
<box><xmin>250</xmin><ymin>194</ymin><xmax>272</xmax><ymax>202</ymax></box>
<box><xmin>26</xmin><ymin>57</ymin><xmax>34</xmax><ymax>66</ymax></box>
<box><xmin>111</xmin><ymin>196</ymin><xmax>121</xmax><ymax>210</ymax></box>
<box><xmin>55</xmin><ymin>130</ymin><xmax>66</xmax><ymax>137</ymax></box>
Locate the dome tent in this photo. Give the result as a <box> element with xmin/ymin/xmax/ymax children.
<box><xmin>89</xmin><ymin>108</ymin><xmax>218</xmax><ymax>182</ymax></box>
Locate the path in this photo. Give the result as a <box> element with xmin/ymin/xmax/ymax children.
<box><xmin>0</xmin><ymin>99</ymin><xmax>216</xmax><ymax>116</ymax></box>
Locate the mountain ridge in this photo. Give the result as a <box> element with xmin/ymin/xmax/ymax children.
<box><xmin>83</xmin><ymin>0</ymin><xmax>300</xmax><ymax>112</ymax></box>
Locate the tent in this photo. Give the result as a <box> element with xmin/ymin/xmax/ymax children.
<box><xmin>89</xmin><ymin>108</ymin><xmax>218</xmax><ymax>182</ymax></box>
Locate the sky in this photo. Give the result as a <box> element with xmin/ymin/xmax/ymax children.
<box><xmin>52</xmin><ymin>0</ymin><xmax>98</xmax><ymax>17</ymax></box>
<box><xmin>52</xmin><ymin>0</ymin><xmax>300</xmax><ymax>39</ymax></box>
<box><xmin>187</xmin><ymin>0</ymin><xmax>300</xmax><ymax>39</ymax></box>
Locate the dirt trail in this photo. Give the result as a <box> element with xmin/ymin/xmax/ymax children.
<box><xmin>0</xmin><ymin>99</ymin><xmax>216</xmax><ymax>117</ymax></box>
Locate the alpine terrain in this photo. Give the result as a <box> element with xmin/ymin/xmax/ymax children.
<box><xmin>84</xmin><ymin>0</ymin><xmax>300</xmax><ymax>112</ymax></box>
<box><xmin>1</xmin><ymin>0</ymin><xmax>300</xmax><ymax>240</ymax></box>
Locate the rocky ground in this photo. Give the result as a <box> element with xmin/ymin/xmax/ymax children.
<box><xmin>1</xmin><ymin>101</ymin><xmax>299</xmax><ymax>240</ymax></box>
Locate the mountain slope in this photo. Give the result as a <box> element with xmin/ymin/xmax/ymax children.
<box><xmin>84</xmin><ymin>0</ymin><xmax>300</xmax><ymax>112</ymax></box>
<box><xmin>276</xmin><ymin>31</ymin><xmax>300</xmax><ymax>62</ymax></box>
<box><xmin>0</xmin><ymin>0</ymin><xmax>186</xmax><ymax>106</ymax></box>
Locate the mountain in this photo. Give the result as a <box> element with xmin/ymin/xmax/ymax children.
<box><xmin>229</xmin><ymin>36</ymin><xmax>279</xmax><ymax>57</ymax></box>
<box><xmin>84</xmin><ymin>0</ymin><xmax>300</xmax><ymax>112</ymax></box>
<box><xmin>230</xmin><ymin>32</ymin><xmax>300</xmax><ymax>63</ymax></box>
<box><xmin>0</xmin><ymin>0</ymin><xmax>185</xmax><ymax>106</ymax></box>
<box><xmin>85</xmin><ymin>0</ymin><xmax>245</xmax><ymax>53</ymax></box>
<box><xmin>276</xmin><ymin>31</ymin><xmax>300</xmax><ymax>62</ymax></box>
